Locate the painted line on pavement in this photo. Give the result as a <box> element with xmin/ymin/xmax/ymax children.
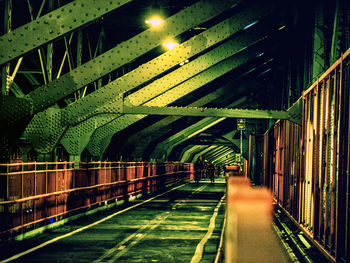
<box><xmin>0</xmin><ymin>184</ymin><xmax>187</xmax><ymax>263</ymax></box>
<box><xmin>94</xmin><ymin>184</ymin><xmax>207</xmax><ymax>263</ymax></box>
<box><xmin>190</xmin><ymin>194</ymin><xmax>226</xmax><ymax>263</ymax></box>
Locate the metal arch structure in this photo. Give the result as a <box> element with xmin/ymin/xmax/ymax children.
<box><xmin>1</xmin><ymin>0</ymin><xmax>241</xmax><ymax>147</ymax></box>
<box><xmin>1</xmin><ymin>0</ymin><xmax>347</xmax><ymax>165</ymax></box>
<box><xmin>113</xmin><ymin>54</ymin><xmax>275</xmax><ymax>161</ymax></box>
<box><xmin>85</xmin><ymin>41</ymin><xmax>266</xmax><ymax>158</ymax></box>
<box><xmin>19</xmin><ymin>1</ymin><xmax>276</xmax><ymax>155</ymax></box>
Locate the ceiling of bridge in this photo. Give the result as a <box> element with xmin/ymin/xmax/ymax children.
<box><xmin>0</xmin><ymin>0</ymin><xmax>315</xmax><ymax>165</ymax></box>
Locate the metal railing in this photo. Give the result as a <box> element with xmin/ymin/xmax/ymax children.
<box><xmin>0</xmin><ymin>161</ymin><xmax>192</xmax><ymax>238</ymax></box>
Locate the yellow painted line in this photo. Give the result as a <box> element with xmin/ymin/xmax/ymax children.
<box><xmin>96</xmin><ymin>184</ymin><xmax>207</xmax><ymax>263</ymax></box>
<box><xmin>191</xmin><ymin>194</ymin><xmax>225</xmax><ymax>263</ymax></box>
<box><xmin>214</xmin><ymin>211</ymin><xmax>226</xmax><ymax>263</ymax></box>
<box><xmin>0</xmin><ymin>184</ymin><xmax>186</xmax><ymax>263</ymax></box>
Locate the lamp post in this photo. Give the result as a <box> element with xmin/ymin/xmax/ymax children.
<box><xmin>237</xmin><ymin>119</ymin><xmax>245</xmax><ymax>168</ymax></box>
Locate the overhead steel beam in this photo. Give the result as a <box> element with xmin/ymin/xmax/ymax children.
<box><xmin>122</xmin><ymin>105</ymin><xmax>289</xmax><ymax>119</ymax></box>
<box><xmin>23</xmin><ymin>6</ymin><xmax>274</xmax><ymax>155</ymax></box>
<box><xmin>174</xmin><ymin>138</ymin><xmax>236</xmax><ymax>164</ymax></box>
<box><xmin>208</xmin><ymin>149</ymin><xmax>234</xmax><ymax>163</ymax></box>
<box><xmin>58</xmin><ymin>25</ymin><xmax>270</xmax><ymax>156</ymax></box>
<box><xmin>65</xmin><ymin>2</ymin><xmax>274</xmax><ymax>124</ymax></box>
<box><xmin>179</xmin><ymin>145</ymin><xmax>206</xmax><ymax>163</ymax></box>
<box><xmin>0</xmin><ymin>0</ymin><xmax>134</xmax><ymax>65</ymax></box>
<box><xmin>22</xmin><ymin>0</ymin><xmax>255</xmax><ymax>153</ymax></box>
<box><xmin>86</xmin><ymin>42</ymin><xmax>264</xmax><ymax>157</ymax></box>
<box><xmin>191</xmin><ymin>146</ymin><xmax>217</xmax><ymax>163</ymax></box>
<box><xmin>150</xmin><ymin>97</ymin><xmax>247</xmax><ymax>159</ymax></box>
<box><xmin>179</xmin><ymin>145</ymin><xmax>233</xmax><ymax>163</ymax></box>
<box><xmin>125</xmin><ymin>93</ymin><xmax>247</xmax><ymax>159</ymax></box>
<box><xmin>25</xmin><ymin>0</ymin><xmax>241</xmax><ymax>114</ymax></box>
<box><xmin>204</xmin><ymin>147</ymin><xmax>230</xmax><ymax>160</ymax></box>
<box><xmin>134</xmin><ymin>59</ymin><xmax>274</xmax><ymax>160</ymax></box>
<box><xmin>211</xmin><ymin>150</ymin><xmax>235</xmax><ymax>164</ymax></box>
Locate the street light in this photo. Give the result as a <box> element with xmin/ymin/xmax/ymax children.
<box><xmin>145</xmin><ymin>1</ymin><xmax>164</xmax><ymax>27</ymax></box>
<box><xmin>145</xmin><ymin>15</ymin><xmax>163</xmax><ymax>27</ymax></box>
<box><xmin>162</xmin><ymin>41</ymin><xmax>179</xmax><ymax>50</ymax></box>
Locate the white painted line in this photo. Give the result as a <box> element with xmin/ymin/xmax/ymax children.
<box><xmin>190</xmin><ymin>195</ymin><xmax>225</xmax><ymax>263</ymax></box>
<box><xmin>0</xmin><ymin>184</ymin><xmax>186</xmax><ymax>263</ymax></box>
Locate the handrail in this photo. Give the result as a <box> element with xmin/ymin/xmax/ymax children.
<box><xmin>0</xmin><ymin>170</ymin><xmax>190</xmax><ymax>205</ymax></box>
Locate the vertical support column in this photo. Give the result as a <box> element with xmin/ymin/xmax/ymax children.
<box><xmin>46</xmin><ymin>0</ymin><xmax>54</xmax><ymax>83</ymax></box>
<box><xmin>331</xmin><ymin>0</ymin><xmax>341</xmax><ymax>64</ymax></box>
<box><xmin>97</xmin><ymin>27</ymin><xmax>105</xmax><ymax>89</ymax></box>
<box><xmin>312</xmin><ymin>1</ymin><xmax>326</xmax><ymax>82</ymax></box>
<box><xmin>69</xmin><ymin>155</ymin><xmax>80</xmax><ymax>169</ymax></box>
<box><xmin>248</xmin><ymin>135</ymin><xmax>256</xmax><ymax>183</ymax></box>
<box><xmin>1</xmin><ymin>0</ymin><xmax>11</xmax><ymax>95</ymax></box>
<box><xmin>0</xmin><ymin>0</ymin><xmax>12</xmax><ymax>165</ymax></box>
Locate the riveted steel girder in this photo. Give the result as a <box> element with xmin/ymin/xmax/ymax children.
<box><xmin>25</xmin><ymin>0</ymin><xmax>240</xmax><ymax>114</ymax></box>
<box><xmin>288</xmin><ymin>97</ymin><xmax>302</xmax><ymax>125</ymax></box>
<box><xmin>86</xmin><ymin>43</ymin><xmax>263</xmax><ymax>157</ymax></box>
<box><xmin>191</xmin><ymin>146</ymin><xmax>216</xmax><ymax>163</ymax></box>
<box><xmin>150</xmin><ymin>98</ymin><xmax>247</xmax><ymax>159</ymax></box>
<box><xmin>150</xmin><ymin>117</ymin><xmax>226</xmax><ymax>158</ymax></box>
<box><xmin>210</xmin><ymin>147</ymin><xmax>234</xmax><ymax>160</ymax></box>
<box><xmin>60</xmin><ymin>115</ymin><xmax>115</xmax><ymax>155</ymax></box>
<box><xmin>180</xmin><ymin>145</ymin><xmax>205</xmax><ymax>163</ymax></box>
<box><xmin>123</xmin><ymin>28</ymin><xmax>267</xmax><ymax>109</ymax></box>
<box><xmin>22</xmin><ymin>0</ymin><xmax>247</xmax><ymax>153</ymax></box>
<box><xmin>122</xmin><ymin>91</ymin><xmax>247</xmax><ymax>159</ymax></box>
<box><xmin>65</xmin><ymin>2</ymin><xmax>274</xmax><ymax>124</ymax></box>
<box><xmin>27</xmin><ymin>2</ymin><xmax>272</xmax><ymax>153</ymax></box>
<box><xmin>0</xmin><ymin>0</ymin><xmax>133</xmax><ymax>65</ymax></box>
<box><xmin>122</xmin><ymin>105</ymin><xmax>288</xmax><ymax>119</ymax></box>
<box><xmin>204</xmin><ymin>147</ymin><xmax>229</xmax><ymax>160</ymax></box>
<box><xmin>62</xmin><ymin>24</ymin><xmax>269</xmax><ymax>157</ymax></box>
<box><xmin>25</xmin><ymin>6</ymin><xmax>273</xmax><ymax>154</ymax></box>
<box><xmin>129</xmin><ymin>58</ymin><xmax>273</xmax><ymax>159</ymax></box>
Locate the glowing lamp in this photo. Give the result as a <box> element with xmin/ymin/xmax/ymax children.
<box><xmin>163</xmin><ymin>41</ymin><xmax>179</xmax><ymax>50</ymax></box>
<box><xmin>145</xmin><ymin>16</ymin><xmax>164</xmax><ymax>27</ymax></box>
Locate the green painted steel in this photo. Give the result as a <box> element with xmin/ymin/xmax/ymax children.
<box><xmin>211</xmin><ymin>150</ymin><xmax>235</xmax><ymax>164</ymax></box>
<box><xmin>61</xmin><ymin>24</ymin><xmax>269</xmax><ymax>157</ymax></box>
<box><xmin>191</xmin><ymin>146</ymin><xmax>217</xmax><ymax>163</ymax></box>
<box><xmin>122</xmin><ymin>105</ymin><xmax>289</xmax><ymax>119</ymax></box>
<box><xmin>66</xmin><ymin>3</ymin><xmax>273</xmax><ymax>124</ymax></box>
<box><xmin>152</xmin><ymin>118</ymin><xmax>225</xmax><ymax>158</ymax></box>
<box><xmin>151</xmin><ymin>98</ymin><xmax>248</xmax><ymax>159</ymax></box>
<box><xmin>180</xmin><ymin>145</ymin><xmax>206</xmax><ymax>163</ymax></box>
<box><xmin>125</xmin><ymin>94</ymin><xmax>246</xmax><ymax>159</ymax></box>
<box><xmin>22</xmin><ymin>0</ymin><xmax>267</xmax><ymax>154</ymax></box>
<box><xmin>312</xmin><ymin>2</ymin><xmax>326</xmax><ymax>82</ymax></box>
<box><xmin>123</xmin><ymin>28</ymin><xmax>267</xmax><ymax>109</ymax></box>
<box><xmin>60</xmin><ymin>115</ymin><xmax>115</xmax><ymax>155</ymax></box>
<box><xmin>204</xmin><ymin>147</ymin><xmax>230</xmax><ymax>160</ymax></box>
<box><xmin>331</xmin><ymin>0</ymin><xmax>342</xmax><ymax>64</ymax></box>
<box><xmin>128</xmin><ymin>59</ymin><xmax>274</xmax><ymax>160</ymax></box>
<box><xmin>0</xmin><ymin>0</ymin><xmax>133</xmax><ymax>65</ymax></box>
<box><xmin>288</xmin><ymin>97</ymin><xmax>303</xmax><ymax>125</ymax></box>
<box><xmin>25</xmin><ymin>0</ymin><xmax>239</xmax><ymax>114</ymax></box>
<box><xmin>86</xmin><ymin>44</ymin><xmax>262</xmax><ymax>157</ymax></box>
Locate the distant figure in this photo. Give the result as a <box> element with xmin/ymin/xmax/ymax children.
<box><xmin>194</xmin><ymin>156</ymin><xmax>204</xmax><ymax>184</ymax></box>
<box><xmin>216</xmin><ymin>165</ymin><xmax>221</xmax><ymax>176</ymax></box>
<box><xmin>208</xmin><ymin>161</ymin><xmax>215</xmax><ymax>183</ymax></box>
